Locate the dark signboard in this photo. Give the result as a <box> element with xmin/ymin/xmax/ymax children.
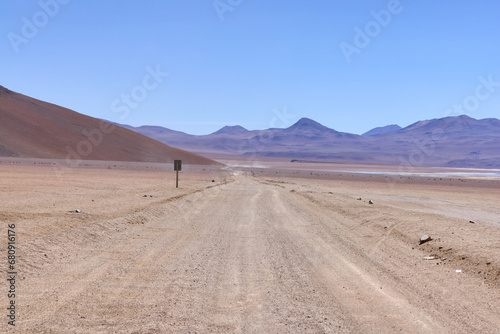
<box><xmin>174</xmin><ymin>160</ymin><xmax>182</xmax><ymax>171</ymax></box>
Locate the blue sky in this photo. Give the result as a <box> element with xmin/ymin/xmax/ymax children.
<box><xmin>2</xmin><ymin>0</ymin><xmax>500</xmax><ymax>135</ymax></box>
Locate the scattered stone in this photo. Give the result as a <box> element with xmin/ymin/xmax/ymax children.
<box><xmin>441</xmin><ymin>258</ymin><xmax>447</xmax><ymax>261</ymax></box>
<box><xmin>368</xmin><ymin>200</ymin><xmax>374</xmax><ymax>204</ymax></box>
<box><xmin>469</xmin><ymin>220</ymin><xmax>475</xmax><ymax>224</ymax></box>
<box><xmin>423</xmin><ymin>256</ymin><xmax>437</xmax><ymax>260</ymax></box>
<box><xmin>143</xmin><ymin>195</ymin><xmax>148</xmax><ymax>197</ymax></box>
<box><xmin>68</xmin><ymin>209</ymin><xmax>81</xmax><ymax>213</ymax></box>
<box><xmin>212</xmin><ymin>180</ymin><xmax>215</xmax><ymax>182</ymax></box>
<box><xmin>357</xmin><ymin>198</ymin><xmax>362</xmax><ymax>200</ymax></box>
<box><xmin>419</xmin><ymin>234</ymin><xmax>432</xmax><ymax>245</ymax></box>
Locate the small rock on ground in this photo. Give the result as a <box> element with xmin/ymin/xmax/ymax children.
<box><xmin>419</xmin><ymin>234</ymin><xmax>432</xmax><ymax>244</ymax></box>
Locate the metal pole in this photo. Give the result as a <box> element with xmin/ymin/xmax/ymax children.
<box><xmin>176</xmin><ymin>169</ymin><xmax>179</xmax><ymax>188</ymax></box>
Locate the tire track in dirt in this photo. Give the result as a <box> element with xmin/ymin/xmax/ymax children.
<box><xmin>265</xmin><ymin>176</ymin><xmax>500</xmax><ymax>333</ymax></box>
<box><xmin>263</xmin><ymin>185</ymin><xmax>440</xmax><ymax>333</ymax></box>
<box><xmin>17</xmin><ymin>183</ymin><xmax>225</xmax><ymax>332</ymax></box>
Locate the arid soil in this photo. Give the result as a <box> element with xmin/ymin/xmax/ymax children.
<box><xmin>1</xmin><ymin>163</ymin><xmax>500</xmax><ymax>333</ymax></box>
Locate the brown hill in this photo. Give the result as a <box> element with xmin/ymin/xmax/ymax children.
<box><xmin>0</xmin><ymin>85</ymin><xmax>220</xmax><ymax>165</ymax></box>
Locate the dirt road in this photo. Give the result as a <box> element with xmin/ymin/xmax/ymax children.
<box><xmin>9</xmin><ymin>170</ymin><xmax>500</xmax><ymax>333</ymax></box>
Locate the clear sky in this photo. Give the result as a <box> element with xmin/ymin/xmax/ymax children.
<box><xmin>2</xmin><ymin>0</ymin><xmax>500</xmax><ymax>135</ymax></box>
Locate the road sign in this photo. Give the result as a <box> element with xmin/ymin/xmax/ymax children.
<box><xmin>174</xmin><ymin>160</ymin><xmax>181</xmax><ymax>188</ymax></box>
<box><xmin>174</xmin><ymin>160</ymin><xmax>182</xmax><ymax>171</ymax></box>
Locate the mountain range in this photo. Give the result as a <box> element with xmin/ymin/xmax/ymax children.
<box><xmin>1</xmin><ymin>84</ymin><xmax>499</xmax><ymax>169</ymax></box>
<box><xmin>118</xmin><ymin>115</ymin><xmax>500</xmax><ymax>168</ymax></box>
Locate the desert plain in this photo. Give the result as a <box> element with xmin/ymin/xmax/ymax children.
<box><xmin>1</xmin><ymin>158</ymin><xmax>500</xmax><ymax>333</ymax></box>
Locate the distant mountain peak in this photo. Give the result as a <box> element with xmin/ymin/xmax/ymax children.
<box><xmin>441</xmin><ymin>114</ymin><xmax>476</xmax><ymax>124</ymax></box>
<box><xmin>293</xmin><ymin>117</ymin><xmax>322</xmax><ymax>126</ymax></box>
<box><xmin>362</xmin><ymin>124</ymin><xmax>402</xmax><ymax>137</ymax></box>
<box><xmin>286</xmin><ymin>117</ymin><xmax>335</xmax><ymax>132</ymax></box>
<box><xmin>212</xmin><ymin>125</ymin><xmax>248</xmax><ymax>135</ymax></box>
<box><xmin>404</xmin><ymin>114</ymin><xmax>477</xmax><ymax>131</ymax></box>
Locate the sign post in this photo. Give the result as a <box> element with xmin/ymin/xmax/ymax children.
<box><xmin>174</xmin><ymin>160</ymin><xmax>182</xmax><ymax>188</ymax></box>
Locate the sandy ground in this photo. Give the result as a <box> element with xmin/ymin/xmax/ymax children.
<box><xmin>1</xmin><ymin>162</ymin><xmax>500</xmax><ymax>333</ymax></box>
